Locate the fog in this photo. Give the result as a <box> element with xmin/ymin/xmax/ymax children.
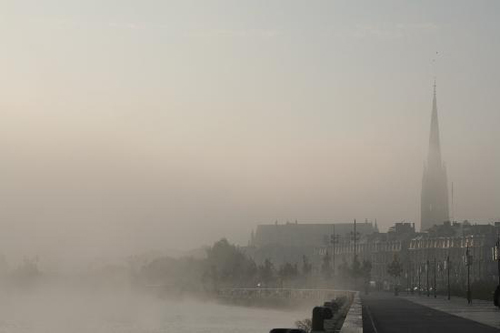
<box><xmin>0</xmin><ymin>282</ymin><xmax>305</xmax><ymax>332</ymax></box>
<box><xmin>1</xmin><ymin>2</ymin><xmax>499</xmax><ymax>332</ymax></box>
<box><xmin>0</xmin><ymin>0</ymin><xmax>499</xmax><ymax>268</ymax></box>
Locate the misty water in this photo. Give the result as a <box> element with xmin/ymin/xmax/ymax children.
<box><xmin>0</xmin><ymin>285</ymin><xmax>307</xmax><ymax>333</ymax></box>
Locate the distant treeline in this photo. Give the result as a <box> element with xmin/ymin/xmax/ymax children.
<box><xmin>0</xmin><ymin>256</ymin><xmax>42</xmax><ymax>287</ymax></box>
<box><xmin>136</xmin><ymin>238</ymin><xmax>373</xmax><ymax>294</ymax></box>
<box><xmin>0</xmin><ymin>238</ymin><xmax>372</xmax><ymax>295</ymax></box>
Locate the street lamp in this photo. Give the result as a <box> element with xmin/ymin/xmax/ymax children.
<box><xmin>405</xmin><ymin>271</ymin><xmax>409</xmax><ymax>295</ymax></box>
<box><xmin>463</xmin><ymin>244</ymin><xmax>473</xmax><ymax>304</ymax></box>
<box><xmin>350</xmin><ymin>219</ymin><xmax>361</xmax><ymax>258</ymax></box>
<box><xmin>444</xmin><ymin>255</ymin><xmax>451</xmax><ymax>300</ymax></box>
<box><xmin>433</xmin><ymin>258</ymin><xmax>437</xmax><ymax>298</ymax></box>
<box><xmin>330</xmin><ymin>227</ymin><xmax>340</xmax><ymax>276</ymax></box>
<box><xmin>492</xmin><ymin>237</ymin><xmax>500</xmax><ymax>285</ymax></box>
<box><xmin>426</xmin><ymin>260</ymin><xmax>430</xmax><ymax>297</ymax></box>
<box><xmin>491</xmin><ymin>237</ymin><xmax>500</xmax><ymax>307</ymax></box>
<box><xmin>409</xmin><ymin>261</ymin><xmax>414</xmax><ymax>295</ymax></box>
<box><xmin>418</xmin><ymin>263</ymin><xmax>422</xmax><ymax>296</ymax></box>
<box><xmin>350</xmin><ymin>219</ymin><xmax>361</xmax><ymax>290</ymax></box>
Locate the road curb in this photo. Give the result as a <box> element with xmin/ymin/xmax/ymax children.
<box><xmin>340</xmin><ymin>292</ymin><xmax>363</xmax><ymax>333</ymax></box>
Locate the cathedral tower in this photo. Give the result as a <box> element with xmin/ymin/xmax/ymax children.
<box><xmin>421</xmin><ymin>82</ymin><xmax>449</xmax><ymax>231</ymax></box>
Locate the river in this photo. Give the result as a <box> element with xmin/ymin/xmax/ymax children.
<box><xmin>0</xmin><ymin>286</ymin><xmax>309</xmax><ymax>333</ymax></box>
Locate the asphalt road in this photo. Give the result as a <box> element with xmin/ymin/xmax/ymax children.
<box><xmin>362</xmin><ymin>293</ymin><xmax>500</xmax><ymax>333</ymax></box>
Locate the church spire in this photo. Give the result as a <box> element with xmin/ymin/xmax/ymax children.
<box><xmin>421</xmin><ymin>80</ymin><xmax>449</xmax><ymax>231</ymax></box>
<box><xmin>428</xmin><ymin>79</ymin><xmax>442</xmax><ymax>168</ymax></box>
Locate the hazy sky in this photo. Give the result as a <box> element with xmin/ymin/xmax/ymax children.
<box><xmin>0</xmin><ymin>1</ymin><xmax>499</xmax><ymax>262</ymax></box>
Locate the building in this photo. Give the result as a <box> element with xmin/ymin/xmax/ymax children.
<box><xmin>331</xmin><ymin>222</ymin><xmax>416</xmax><ymax>285</ymax></box>
<box><xmin>332</xmin><ymin>221</ymin><xmax>500</xmax><ymax>288</ymax></box>
<box><xmin>247</xmin><ymin>220</ymin><xmax>500</xmax><ymax>289</ymax></box>
<box><xmin>246</xmin><ymin>220</ymin><xmax>378</xmax><ymax>266</ymax></box>
<box><xmin>421</xmin><ymin>82</ymin><xmax>450</xmax><ymax>231</ymax></box>
<box><xmin>250</xmin><ymin>220</ymin><xmax>377</xmax><ymax>248</ymax></box>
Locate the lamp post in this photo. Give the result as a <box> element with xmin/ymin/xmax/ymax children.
<box><xmin>330</xmin><ymin>225</ymin><xmax>340</xmax><ymax>277</ymax></box>
<box><xmin>426</xmin><ymin>260</ymin><xmax>430</xmax><ymax>297</ymax></box>
<box><xmin>418</xmin><ymin>263</ymin><xmax>421</xmax><ymax>296</ymax></box>
<box><xmin>433</xmin><ymin>258</ymin><xmax>437</xmax><ymax>298</ymax></box>
<box><xmin>492</xmin><ymin>237</ymin><xmax>500</xmax><ymax>307</ymax></box>
<box><xmin>464</xmin><ymin>244</ymin><xmax>473</xmax><ymax>304</ymax></box>
<box><xmin>495</xmin><ymin>237</ymin><xmax>500</xmax><ymax>285</ymax></box>
<box><xmin>350</xmin><ymin>219</ymin><xmax>360</xmax><ymax>258</ymax></box>
<box><xmin>405</xmin><ymin>271</ymin><xmax>409</xmax><ymax>295</ymax></box>
<box><xmin>446</xmin><ymin>255</ymin><xmax>451</xmax><ymax>300</ymax></box>
<box><xmin>350</xmin><ymin>219</ymin><xmax>360</xmax><ymax>290</ymax></box>
<box><xmin>409</xmin><ymin>261</ymin><xmax>414</xmax><ymax>295</ymax></box>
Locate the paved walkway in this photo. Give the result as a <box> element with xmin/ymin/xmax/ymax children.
<box><xmin>402</xmin><ymin>293</ymin><xmax>500</xmax><ymax>330</ymax></box>
<box><xmin>362</xmin><ymin>293</ymin><xmax>500</xmax><ymax>333</ymax></box>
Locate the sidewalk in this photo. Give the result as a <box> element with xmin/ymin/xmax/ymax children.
<box><xmin>402</xmin><ymin>293</ymin><xmax>500</xmax><ymax>329</ymax></box>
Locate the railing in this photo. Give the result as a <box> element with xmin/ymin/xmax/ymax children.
<box><xmin>219</xmin><ymin>288</ymin><xmax>359</xmax><ymax>332</ymax></box>
<box><xmin>217</xmin><ymin>288</ymin><xmax>353</xmax><ymax>302</ymax></box>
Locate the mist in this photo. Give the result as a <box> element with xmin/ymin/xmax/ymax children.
<box><xmin>1</xmin><ymin>0</ymin><xmax>498</xmax><ymax>262</ymax></box>
<box><xmin>0</xmin><ymin>1</ymin><xmax>499</xmax><ymax>331</ymax></box>
<box><xmin>0</xmin><ymin>281</ymin><xmax>305</xmax><ymax>332</ymax></box>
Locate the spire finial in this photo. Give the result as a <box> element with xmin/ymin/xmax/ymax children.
<box><xmin>433</xmin><ymin>77</ymin><xmax>437</xmax><ymax>97</ymax></box>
